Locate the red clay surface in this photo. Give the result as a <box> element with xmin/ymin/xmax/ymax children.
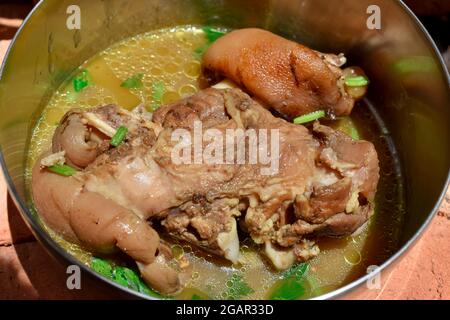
<box><xmin>1</xmin><ymin>27</ymin><xmax>450</xmax><ymax>299</ymax></box>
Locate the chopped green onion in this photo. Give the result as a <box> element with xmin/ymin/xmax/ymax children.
<box><xmin>151</xmin><ymin>81</ymin><xmax>166</xmax><ymax>110</ymax></box>
<box><xmin>348</xmin><ymin>126</ymin><xmax>360</xmax><ymax>140</ymax></box>
<box><xmin>293</xmin><ymin>110</ymin><xmax>326</xmax><ymax>125</ymax></box>
<box><xmin>47</xmin><ymin>164</ymin><xmax>78</xmax><ymax>177</ymax></box>
<box><xmin>121</xmin><ymin>73</ymin><xmax>144</xmax><ymax>89</ymax></box>
<box><xmin>110</xmin><ymin>126</ymin><xmax>128</xmax><ymax>147</ymax></box>
<box><xmin>335</xmin><ymin>117</ymin><xmax>360</xmax><ymax>140</ymax></box>
<box><xmin>202</xmin><ymin>27</ymin><xmax>226</xmax><ymax>43</ymax></box>
<box><xmin>191</xmin><ymin>294</ymin><xmax>203</xmax><ymax>300</ymax></box>
<box><xmin>344</xmin><ymin>75</ymin><xmax>369</xmax><ymax>87</ymax></box>
<box><xmin>73</xmin><ymin>69</ymin><xmax>90</xmax><ymax>92</ymax></box>
<box><xmin>152</xmin><ymin>81</ymin><xmax>165</xmax><ymax>101</ymax></box>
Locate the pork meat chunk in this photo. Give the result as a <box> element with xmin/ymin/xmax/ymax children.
<box><xmin>32</xmin><ymin>88</ymin><xmax>379</xmax><ymax>297</ymax></box>
<box><xmin>202</xmin><ymin>28</ymin><xmax>362</xmax><ymax>120</ymax></box>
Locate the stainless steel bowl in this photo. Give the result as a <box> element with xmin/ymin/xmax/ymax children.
<box><xmin>1</xmin><ymin>0</ymin><xmax>449</xmax><ymax>299</ymax></box>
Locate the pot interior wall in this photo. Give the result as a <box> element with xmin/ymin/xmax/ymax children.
<box><xmin>0</xmin><ymin>0</ymin><xmax>449</xmax><ymax>277</ymax></box>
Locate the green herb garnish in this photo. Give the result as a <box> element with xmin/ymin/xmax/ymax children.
<box><xmin>270</xmin><ymin>278</ymin><xmax>306</xmax><ymax>300</ymax></box>
<box><xmin>114</xmin><ymin>267</ymin><xmax>155</xmax><ymax>296</ymax></box>
<box><xmin>113</xmin><ymin>266</ymin><xmax>142</xmax><ymax>291</ymax></box>
<box><xmin>91</xmin><ymin>257</ymin><xmax>113</xmax><ymax>278</ymax></box>
<box><xmin>151</xmin><ymin>81</ymin><xmax>166</xmax><ymax>110</ymax></box>
<box><xmin>335</xmin><ymin>117</ymin><xmax>360</xmax><ymax>140</ymax></box>
<box><xmin>281</xmin><ymin>262</ymin><xmax>309</xmax><ymax>280</ymax></box>
<box><xmin>307</xmin><ymin>274</ymin><xmax>325</xmax><ymax>297</ymax></box>
<box><xmin>293</xmin><ymin>110</ymin><xmax>326</xmax><ymax>125</ymax></box>
<box><xmin>194</xmin><ymin>44</ymin><xmax>210</xmax><ymax>58</ymax></box>
<box><xmin>47</xmin><ymin>164</ymin><xmax>77</xmax><ymax>177</ymax></box>
<box><xmin>344</xmin><ymin>75</ymin><xmax>369</xmax><ymax>87</ymax></box>
<box><xmin>121</xmin><ymin>73</ymin><xmax>144</xmax><ymax>89</ymax></box>
<box><xmin>192</xmin><ymin>294</ymin><xmax>203</xmax><ymax>300</ymax></box>
<box><xmin>73</xmin><ymin>69</ymin><xmax>90</xmax><ymax>92</ymax></box>
<box><xmin>194</xmin><ymin>27</ymin><xmax>227</xmax><ymax>58</ymax></box>
<box><xmin>202</xmin><ymin>27</ymin><xmax>226</xmax><ymax>43</ymax></box>
<box><xmin>90</xmin><ymin>257</ymin><xmax>160</xmax><ymax>297</ymax></box>
<box><xmin>348</xmin><ymin>126</ymin><xmax>360</xmax><ymax>140</ymax></box>
<box><xmin>223</xmin><ymin>273</ymin><xmax>254</xmax><ymax>300</ymax></box>
<box><xmin>269</xmin><ymin>263</ymin><xmax>309</xmax><ymax>300</ymax></box>
<box><xmin>110</xmin><ymin>126</ymin><xmax>128</xmax><ymax>147</ymax></box>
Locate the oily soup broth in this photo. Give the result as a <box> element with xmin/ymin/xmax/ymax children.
<box><xmin>26</xmin><ymin>26</ymin><xmax>405</xmax><ymax>299</ymax></box>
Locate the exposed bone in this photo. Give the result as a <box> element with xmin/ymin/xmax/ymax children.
<box><xmin>40</xmin><ymin>151</ymin><xmax>66</xmax><ymax>167</ymax></box>
<box><xmin>317</xmin><ymin>51</ymin><xmax>347</xmax><ymax>68</ymax></box>
<box><xmin>346</xmin><ymin>189</ymin><xmax>360</xmax><ymax>213</ymax></box>
<box><xmin>325</xmin><ymin>53</ymin><xmax>347</xmax><ymax>67</ymax></box>
<box><xmin>82</xmin><ymin>112</ymin><xmax>117</xmax><ymax>137</ymax></box>
<box><xmin>212</xmin><ymin>79</ymin><xmax>238</xmax><ymax>90</ymax></box>
<box><xmin>217</xmin><ymin>218</ymin><xmax>240</xmax><ymax>264</ymax></box>
<box><xmin>264</xmin><ymin>241</ymin><xmax>296</xmax><ymax>270</ymax></box>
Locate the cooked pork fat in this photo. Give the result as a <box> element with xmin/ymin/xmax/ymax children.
<box><xmin>202</xmin><ymin>28</ymin><xmax>362</xmax><ymax>120</ymax></box>
<box><xmin>32</xmin><ymin>88</ymin><xmax>379</xmax><ymax>294</ymax></box>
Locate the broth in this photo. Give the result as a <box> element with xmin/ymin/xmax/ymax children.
<box><xmin>26</xmin><ymin>26</ymin><xmax>405</xmax><ymax>300</ymax></box>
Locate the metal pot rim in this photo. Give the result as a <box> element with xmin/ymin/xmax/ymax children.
<box><xmin>0</xmin><ymin>0</ymin><xmax>449</xmax><ymax>300</ymax></box>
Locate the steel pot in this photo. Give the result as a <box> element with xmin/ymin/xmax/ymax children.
<box><xmin>0</xmin><ymin>0</ymin><xmax>449</xmax><ymax>299</ymax></box>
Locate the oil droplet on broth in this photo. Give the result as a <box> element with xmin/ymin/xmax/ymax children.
<box><xmin>179</xmin><ymin>84</ymin><xmax>197</xmax><ymax>97</ymax></box>
<box><xmin>162</xmin><ymin>91</ymin><xmax>180</xmax><ymax>104</ymax></box>
<box><xmin>171</xmin><ymin>244</ymin><xmax>184</xmax><ymax>259</ymax></box>
<box><xmin>344</xmin><ymin>249</ymin><xmax>362</xmax><ymax>266</ymax></box>
<box><xmin>184</xmin><ymin>61</ymin><xmax>201</xmax><ymax>78</ymax></box>
<box><xmin>165</xmin><ymin>62</ymin><xmax>179</xmax><ymax>74</ymax></box>
<box><xmin>151</xmin><ymin>67</ymin><xmax>163</xmax><ymax>76</ymax></box>
<box><xmin>155</xmin><ymin>46</ymin><xmax>170</xmax><ymax>56</ymax></box>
